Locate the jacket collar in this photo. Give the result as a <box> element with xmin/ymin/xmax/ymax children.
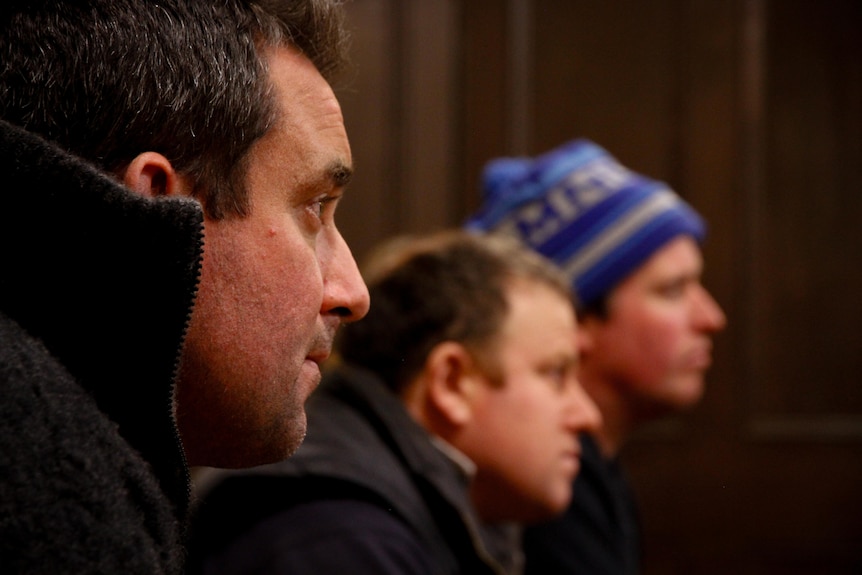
<box><xmin>0</xmin><ymin>120</ymin><xmax>204</xmax><ymax>516</ymax></box>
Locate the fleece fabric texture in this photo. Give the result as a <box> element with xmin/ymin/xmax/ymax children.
<box><xmin>0</xmin><ymin>120</ymin><xmax>204</xmax><ymax>573</ymax></box>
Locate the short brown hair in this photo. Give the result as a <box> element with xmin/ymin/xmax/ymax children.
<box><xmin>338</xmin><ymin>230</ymin><xmax>573</xmax><ymax>393</ymax></box>
<box><xmin>0</xmin><ymin>0</ymin><xmax>349</xmax><ymax>219</ymax></box>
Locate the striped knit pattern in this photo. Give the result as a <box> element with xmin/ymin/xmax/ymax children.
<box><xmin>466</xmin><ymin>139</ymin><xmax>705</xmax><ymax>308</ymax></box>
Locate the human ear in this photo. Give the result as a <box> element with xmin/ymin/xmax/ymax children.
<box><xmin>424</xmin><ymin>341</ymin><xmax>482</xmax><ymax>427</ymax></box>
<box><xmin>122</xmin><ymin>152</ymin><xmax>187</xmax><ymax>198</ymax></box>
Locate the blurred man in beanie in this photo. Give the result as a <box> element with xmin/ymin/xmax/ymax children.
<box><xmin>467</xmin><ymin>139</ymin><xmax>726</xmax><ymax>574</ymax></box>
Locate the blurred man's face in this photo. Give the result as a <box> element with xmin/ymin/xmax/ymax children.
<box><xmin>461</xmin><ymin>279</ymin><xmax>602</xmax><ymax>524</ymax></box>
<box><xmin>580</xmin><ymin>236</ymin><xmax>726</xmax><ymax>419</ymax></box>
<box><xmin>175</xmin><ymin>46</ymin><xmax>370</xmax><ymax>468</ymax></box>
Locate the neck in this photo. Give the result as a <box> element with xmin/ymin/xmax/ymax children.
<box><xmin>580</xmin><ymin>374</ymin><xmax>636</xmax><ymax>458</ymax></box>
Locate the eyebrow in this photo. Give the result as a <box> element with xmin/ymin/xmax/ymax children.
<box><xmin>327</xmin><ymin>160</ymin><xmax>353</xmax><ymax>189</ymax></box>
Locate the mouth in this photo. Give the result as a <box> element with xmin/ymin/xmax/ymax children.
<box><xmin>303</xmin><ymin>350</ymin><xmax>329</xmax><ymax>381</ymax></box>
<box><xmin>306</xmin><ymin>325</ymin><xmax>337</xmax><ymax>366</ymax></box>
<box><xmin>562</xmin><ymin>443</ymin><xmax>582</xmax><ymax>475</ymax></box>
<box><xmin>306</xmin><ymin>348</ymin><xmax>332</xmax><ymax>366</ymax></box>
<box><xmin>300</xmin><ymin>358</ymin><xmax>324</xmax><ymax>399</ymax></box>
<box><xmin>564</xmin><ymin>439</ymin><xmax>583</xmax><ymax>476</ymax></box>
<box><xmin>301</xmin><ymin>345</ymin><xmax>332</xmax><ymax>391</ymax></box>
<box><xmin>305</xmin><ymin>334</ymin><xmax>335</xmax><ymax>365</ymax></box>
<box><xmin>690</xmin><ymin>350</ymin><xmax>713</xmax><ymax>370</ymax></box>
<box><xmin>688</xmin><ymin>341</ymin><xmax>714</xmax><ymax>370</ymax></box>
<box><xmin>562</xmin><ymin>452</ymin><xmax>581</xmax><ymax>478</ymax></box>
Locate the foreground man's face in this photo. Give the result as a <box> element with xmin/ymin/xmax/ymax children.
<box><xmin>176</xmin><ymin>45</ymin><xmax>370</xmax><ymax>468</ymax></box>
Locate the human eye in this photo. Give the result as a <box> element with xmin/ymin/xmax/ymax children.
<box><xmin>656</xmin><ymin>278</ymin><xmax>687</xmax><ymax>300</ymax></box>
<box><xmin>308</xmin><ymin>194</ymin><xmax>340</xmax><ymax>224</ymax></box>
<box><xmin>541</xmin><ymin>360</ymin><xmax>574</xmax><ymax>392</ymax></box>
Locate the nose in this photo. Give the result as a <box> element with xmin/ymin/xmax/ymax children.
<box><xmin>565</xmin><ymin>380</ymin><xmax>602</xmax><ymax>435</ymax></box>
<box><xmin>321</xmin><ymin>229</ymin><xmax>371</xmax><ymax>323</ymax></box>
<box><xmin>692</xmin><ymin>284</ymin><xmax>726</xmax><ymax>333</ymax></box>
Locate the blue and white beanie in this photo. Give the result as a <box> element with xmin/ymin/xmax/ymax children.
<box><xmin>465</xmin><ymin>139</ymin><xmax>705</xmax><ymax>309</ymax></box>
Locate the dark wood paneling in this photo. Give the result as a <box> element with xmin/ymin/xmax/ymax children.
<box><xmin>337</xmin><ymin>0</ymin><xmax>462</xmax><ymax>264</ymax></box>
<box><xmin>397</xmin><ymin>1</ymin><xmax>461</xmax><ymax>232</ymax></box>
<box><xmin>336</xmin><ymin>0</ymin><xmax>401</xmax><ymax>262</ymax></box>
<box><xmin>531</xmin><ymin>0</ymin><xmax>679</xmax><ymax>179</ymax></box>
<box><xmin>338</xmin><ymin>0</ymin><xmax>862</xmax><ymax>572</ymax></box>
<box><xmin>461</xmin><ymin>0</ymin><xmax>510</xmax><ymax>210</ymax></box>
<box><xmin>752</xmin><ymin>0</ymin><xmax>862</xmax><ymax>425</ymax></box>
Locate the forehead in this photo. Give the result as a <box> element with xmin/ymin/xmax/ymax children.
<box><xmin>497</xmin><ymin>279</ymin><xmax>577</xmax><ymax>355</ymax></box>
<box><xmin>621</xmin><ymin>236</ymin><xmax>703</xmax><ymax>286</ymax></box>
<box><xmin>263</xmin><ymin>45</ymin><xmax>351</xmax><ymax>168</ymax></box>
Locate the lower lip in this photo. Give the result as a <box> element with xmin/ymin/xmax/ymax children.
<box><xmin>563</xmin><ymin>454</ymin><xmax>581</xmax><ymax>476</ymax></box>
<box><xmin>690</xmin><ymin>348</ymin><xmax>713</xmax><ymax>369</ymax></box>
<box><xmin>301</xmin><ymin>359</ymin><xmax>322</xmax><ymax>392</ymax></box>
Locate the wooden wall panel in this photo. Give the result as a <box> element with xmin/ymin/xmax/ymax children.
<box><xmin>337</xmin><ymin>0</ymin><xmax>862</xmax><ymax>572</ymax></box>
<box><xmin>335</xmin><ymin>0</ymin><xmax>400</xmax><ymax>262</ymax></box>
<box><xmin>337</xmin><ymin>0</ymin><xmax>462</xmax><ymax>263</ymax></box>
<box><xmin>750</xmin><ymin>0</ymin><xmax>862</xmax><ymax>432</ymax></box>
<box><xmin>461</xmin><ymin>0</ymin><xmax>512</xmax><ymax>207</ymax></box>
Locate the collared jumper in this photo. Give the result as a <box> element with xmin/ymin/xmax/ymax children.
<box><xmin>0</xmin><ymin>120</ymin><xmax>204</xmax><ymax>574</ymax></box>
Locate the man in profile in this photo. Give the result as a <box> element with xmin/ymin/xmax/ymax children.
<box><xmin>0</xmin><ymin>1</ymin><xmax>369</xmax><ymax>572</ymax></box>
<box><xmin>188</xmin><ymin>230</ymin><xmax>602</xmax><ymax>574</ymax></box>
<box><xmin>468</xmin><ymin>139</ymin><xmax>727</xmax><ymax>574</ymax></box>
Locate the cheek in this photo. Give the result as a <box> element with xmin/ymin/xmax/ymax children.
<box><xmin>469</xmin><ymin>390</ymin><xmax>575</xmax><ymax>520</ymax></box>
<box><xmin>195</xmin><ymin>222</ymin><xmax>325</xmax><ymax>376</ymax></box>
<box><xmin>470</xmin><ymin>395</ymin><xmax>529</xmax><ymax>470</ymax></box>
<box><xmin>498</xmin><ymin>391</ymin><xmax>567</xmax><ymax>476</ymax></box>
<box><xmin>211</xmin><ymin>222</ymin><xmax>323</xmax><ymax>323</ymax></box>
<box><xmin>512</xmin><ymin>400</ymin><xmax>576</xmax><ymax>516</ymax></box>
<box><xmin>603</xmin><ymin>311</ymin><xmax>686</xmax><ymax>383</ymax></box>
<box><xmin>634</xmin><ymin>324</ymin><xmax>680</xmax><ymax>370</ymax></box>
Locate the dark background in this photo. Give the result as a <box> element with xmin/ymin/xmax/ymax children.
<box><xmin>333</xmin><ymin>1</ymin><xmax>862</xmax><ymax>572</ymax></box>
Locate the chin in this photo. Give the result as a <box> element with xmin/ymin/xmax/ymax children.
<box><xmin>274</xmin><ymin>409</ymin><xmax>309</xmax><ymax>461</ymax></box>
<box><xmin>663</xmin><ymin>374</ymin><xmax>706</xmax><ymax>410</ymax></box>
<box><xmin>524</xmin><ymin>488</ymin><xmax>573</xmax><ymax>524</ymax></box>
<box><xmin>283</xmin><ymin>425</ymin><xmax>308</xmax><ymax>459</ymax></box>
<box><xmin>680</xmin><ymin>383</ymin><xmax>706</xmax><ymax>407</ymax></box>
<box><xmin>242</xmin><ymin>413</ymin><xmax>309</xmax><ymax>468</ymax></box>
<box><xmin>549</xmin><ymin>490</ymin><xmax>574</xmax><ymax>516</ymax></box>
